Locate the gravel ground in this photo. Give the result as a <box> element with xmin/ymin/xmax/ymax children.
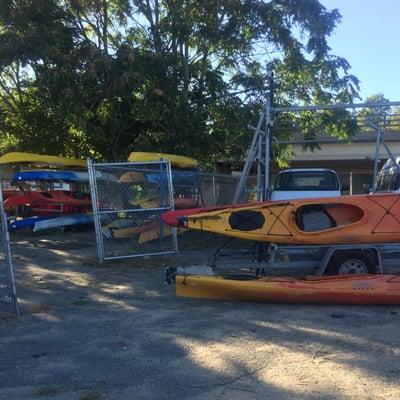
<box><xmin>0</xmin><ymin>232</ymin><xmax>399</xmax><ymax>400</ymax></box>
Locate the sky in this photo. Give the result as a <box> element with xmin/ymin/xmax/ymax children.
<box><xmin>321</xmin><ymin>0</ymin><xmax>400</xmax><ymax>101</ymax></box>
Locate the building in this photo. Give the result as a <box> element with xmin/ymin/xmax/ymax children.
<box><xmin>288</xmin><ymin>131</ymin><xmax>400</xmax><ymax>194</ymax></box>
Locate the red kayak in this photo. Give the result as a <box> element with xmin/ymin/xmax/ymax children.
<box><xmin>4</xmin><ymin>190</ymin><xmax>92</xmax><ymax>216</ymax></box>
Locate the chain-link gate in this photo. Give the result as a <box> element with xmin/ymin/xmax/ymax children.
<box><xmin>0</xmin><ymin>187</ymin><xmax>18</xmax><ymax>316</ymax></box>
<box><xmin>88</xmin><ymin>159</ymin><xmax>177</xmax><ymax>262</ymax></box>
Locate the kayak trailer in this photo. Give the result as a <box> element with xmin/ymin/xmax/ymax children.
<box><xmin>205</xmin><ymin>241</ymin><xmax>385</xmax><ymax>277</ymax></box>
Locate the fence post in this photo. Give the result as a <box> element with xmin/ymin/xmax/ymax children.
<box><xmin>87</xmin><ymin>158</ymin><xmax>104</xmax><ymax>263</ymax></box>
<box><xmin>212</xmin><ymin>176</ymin><xmax>216</xmax><ymax>206</ymax></box>
<box><xmin>0</xmin><ymin>185</ymin><xmax>18</xmax><ymax>316</ymax></box>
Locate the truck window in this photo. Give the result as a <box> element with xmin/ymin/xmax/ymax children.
<box><xmin>274</xmin><ymin>171</ymin><xmax>339</xmax><ymax>191</ymax></box>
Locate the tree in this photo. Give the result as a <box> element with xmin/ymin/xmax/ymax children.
<box><xmin>0</xmin><ymin>0</ymin><xmax>360</xmax><ymax>165</ymax></box>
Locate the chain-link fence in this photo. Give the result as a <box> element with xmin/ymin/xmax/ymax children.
<box><xmin>201</xmin><ymin>173</ymin><xmax>258</xmax><ymax>206</ymax></box>
<box><xmin>88</xmin><ymin>160</ymin><xmax>177</xmax><ymax>262</ymax></box>
<box><xmin>0</xmin><ymin>187</ymin><xmax>18</xmax><ymax>316</ymax></box>
<box><xmin>200</xmin><ymin>170</ymin><xmax>376</xmax><ymax>205</ymax></box>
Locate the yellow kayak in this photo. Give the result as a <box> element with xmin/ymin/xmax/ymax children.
<box><xmin>176</xmin><ymin>274</ymin><xmax>400</xmax><ymax>304</ymax></box>
<box><xmin>128</xmin><ymin>152</ymin><xmax>198</xmax><ymax>169</ymax></box>
<box><xmin>119</xmin><ymin>171</ymin><xmax>146</xmax><ymax>183</ymax></box>
<box><xmin>0</xmin><ymin>152</ymin><xmax>86</xmax><ymax>169</ymax></box>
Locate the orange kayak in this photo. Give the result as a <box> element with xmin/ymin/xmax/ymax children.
<box><xmin>162</xmin><ymin>194</ymin><xmax>400</xmax><ymax>245</ymax></box>
<box><xmin>176</xmin><ymin>274</ymin><xmax>400</xmax><ymax>304</ymax></box>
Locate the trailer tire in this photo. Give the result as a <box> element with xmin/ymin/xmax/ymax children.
<box><xmin>327</xmin><ymin>250</ymin><xmax>377</xmax><ymax>275</ymax></box>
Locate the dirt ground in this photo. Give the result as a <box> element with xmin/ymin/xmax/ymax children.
<box><xmin>0</xmin><ymin>231</ymin><xmax>400</xmax><ymax>400</ymax></box>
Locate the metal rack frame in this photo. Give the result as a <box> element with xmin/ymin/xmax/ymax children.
<box><xmin>233</xmin><ymin>69</ymin><xmax>400</xmax><ymax>203</ymax></box>
<box><xmin>228</xmin><ymin>70</ymin><xmax>400</xmax><ymax>275</ymax></box>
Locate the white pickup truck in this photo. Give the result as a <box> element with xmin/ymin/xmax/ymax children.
<box><xmin>270</xmin><ymin>168</ymin><xmax>342</xmax><ymax>201</ymax></box>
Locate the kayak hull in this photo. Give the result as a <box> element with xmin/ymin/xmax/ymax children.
<box><xmin>130</xmin><ymin>196</ymin><xmax>197</xmax><ymax>210</ymax></box>
<box><xmin>163</xmin><ymin>194</ymin><xmax>400</xmax><ymax>245</ymax></box>
<box><xmin>176</xmin><ymin>274</ymin><xmax>400</xmax><ymax>304</ymax></box>
<box><xmin>4</xmin><ymin>191</ymin><xmax>92</xmax><ymax>215</ymax></box>
<box><xmin>8</xmin><ymin>216</ymin><xmax>57</xmax><ymax>231</ymax></box>
<box><xmin>0</xmin><ymin>152</ymin><xmax>86</xmax><ymax>168</ymax></box>
<box><xmin>106</xmin><ymin>222</ymin><xmax>157</xmax><ymax>239</ymax></box>
<box><xmin>33</xmin><ymin>214</ymin><xmax>93</xmax><ymax>231</ymax></box>
<box><xmin>128</xmin><ymin>152</ymin><xmax>198</xmax><ymax>169</ymax></box>
<box><xmin>12</xmin><ymin>170</ymin><xmax>117</xmax><ymax>183</ymax></box>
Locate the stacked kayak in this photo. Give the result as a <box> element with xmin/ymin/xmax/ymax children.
<box><xmin>12</xmin><ymin>170</ymin><xmax>116</xmax><ymax>183</ymax></box>
<box><xmin>99</xmin><ymin>151</ymin><xmax>201</xmax><ymax>243</ymax></box>
<box><xmin>8</xmin><ymin>215</ymin><xmax>58</xmax><ymax>232</ymax></box>
<box><xmin>176</xmin><ymin>274</ymin><xmax>400</xmax><ymax>304</ymax></box>
<box><xmin>4</xmin><ymin>190</ymin><xmax>92</xmax><ymax>216</ymax></box>
<box><xmin>5</xmin><ymin>168</ymin><xmax>94</xmax><ymax>232</ymax></box>
<box><xmin>0</xmin><ymin>152</ymin><xmax>87</xmax><ymax>169</ymax></box>
<box><xmin>119</xmin><ymin>170</ymin><xmax>198</xmax><ymax>186</ymax></box>
<box><xmin>102</xmin><ymin>197</ymin><xmax>196</xmax><ymax>239</ymax></box>
<box><xmin>128</xmin><ymin>152</ymin><xmax>198</xmax><ymax>169</ymax></box>
<box><xmin>33</xmin><ymin>214</ymin><xmax>94</xmax><ymax>232</ymax></box>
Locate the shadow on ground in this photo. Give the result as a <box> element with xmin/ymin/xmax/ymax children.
<box><xmin>0</xmin><ymin>232</ymin><xmax>399</xmax><ymax>400</ymax></box>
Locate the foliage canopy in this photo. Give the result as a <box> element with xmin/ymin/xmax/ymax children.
<box><xmin>0</xmin><ymin>0</ymin><xmax>361</xmax><ymax>166</ymax></box>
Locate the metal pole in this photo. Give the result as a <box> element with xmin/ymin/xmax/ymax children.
<box><xmin>212</xmin><ymin>175</ymin><xmax>216</xmax><ymax>206</ymax></box>
<box><xmin>256</xmin><ymin>128</ymin><xmax>263</xmax><ymax>201</ymax></box>
<box><xmin>263</xmin><ymin>126</ymin><xmax>270</xmax><ymax>201</ymax></box>
<box><xmin>233</xmin><ymin>109</ymin><xmax>265</xmax><ymax>203</ymax></box>
<box><xmin>263</xmin><ymin>71</ymin><xmax>273</xmax><ymax>201</ymax></box>
<box><xmin>371</xmin><ymin>124</ymin><xmax>382</xmax><ymax>192</ymax></box>
<box><xmin>166</xmin><ymin>160</ymin><xmax>178</xmax><ymax>255</ymax></box>
<box><xmin>349</xmin><ymin>172</ymin><xmax>353</xmax><ymax>195</ymax></box>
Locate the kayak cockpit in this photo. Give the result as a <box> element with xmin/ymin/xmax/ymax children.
<box><xmin>295</xmin><ymin>203</ymin><xmax>364</xmax><ymax>232</ymax></box>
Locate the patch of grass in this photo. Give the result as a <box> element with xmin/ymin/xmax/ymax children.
<box><xmin>79</xmin><ymin>390</ymin><xmax>105</xmax><ymax>400</ymax></box>
<box><xmin>32</xmin><ymin>385</ymin><xmax>61</xmax><ymax>397</ymax></box>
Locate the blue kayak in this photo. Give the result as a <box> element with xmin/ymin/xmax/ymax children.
<box><xmin>12</xmin><ymin>170</ymin><xmax>117</xmax><ymax>183</ymax></box>
<box><xmin>8</xmin><ymin>216</ymin><xmax>57</xmax><ymax>232</ymax></box>
<box><xmin>147</xmin><ymin>171</ymin><xmax>200</xmax><ymax>186</ymax></box>
<box><xmin>33</xmin><ymin>214</ymin><xmax>94</xmax><ymax>231</ymax></box>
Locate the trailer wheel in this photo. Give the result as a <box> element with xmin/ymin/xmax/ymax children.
<box><xmin>327</xmin><ymin>250</ymin><xmax>377</xmax><ymax>275</ymax></box>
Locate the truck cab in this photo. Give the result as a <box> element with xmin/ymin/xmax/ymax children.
<box><xmin>270</xmin><ymin>168</ymin><xmax>341</xmax><ymax>201</ymax></box>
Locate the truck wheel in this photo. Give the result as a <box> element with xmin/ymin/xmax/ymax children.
<box><xmin>327</xmin><ymin>250</ymin><xmax>377</xmax><ymax>275</ymax></box>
